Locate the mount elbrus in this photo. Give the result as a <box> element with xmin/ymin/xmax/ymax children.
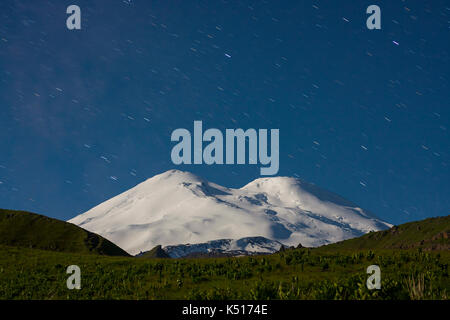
<box><xmin>69</xmin><ymin>170</ymin><xmax>391</xmax><ymax>256</ymax></box>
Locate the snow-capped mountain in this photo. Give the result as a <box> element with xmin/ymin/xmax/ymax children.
<box><xmin>68</xmin><ymin>170</ymin><xmax>392</xmax><ymax>255</ymax></box>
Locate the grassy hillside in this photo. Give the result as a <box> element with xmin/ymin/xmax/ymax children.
<box><xmin>0</xmin><ymin>209</ymin><xmax>129</xmax><ymax>257</ymax></box>
<box><xmin>318</xmin><ymin>215</ymin><xmax>450</xmax><ymax>252</ymax></box>
<box><xmin>0</xmin><ymin>212</ymin><xmax>448</xmax><ymax>300</ymax></box>
<box><xmin>0</xmin><ymin>244</ymin><xmax>448</xmax><ymax>300</ymax></box>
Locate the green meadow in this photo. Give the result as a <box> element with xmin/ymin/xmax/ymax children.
<box><xmin>0</xmin><ymin>244</ymin><xmax>448</xmax><ymax>300</ymax></box>
<box><xmin>0</xmin><ymin>209</ymin><xmax>448</xmax><ymax>300</ymax></box>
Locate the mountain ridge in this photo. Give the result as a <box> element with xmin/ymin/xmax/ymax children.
<box><xmin>0</xmin><ymin>208</ymin><xmax>130</xmax><ymax>256</ymax></box>
<box><xmin>69</xmin><ymin>170</ymin><xmax>392</xmax><ymax>255</ymax></box>
<box><xmin>137</xmin><ymin>215</ymin><xmax>450</xmax><ymax>259</ymax></box>
<box><xmin>317</xmin><ymin>215</ymin><xmax>450</xmax><ymax>252</ymax></box>
<box><xmin>161</xmin><ymin>236</ymin><xmax>284</xmax><ymax>258</ymax></box>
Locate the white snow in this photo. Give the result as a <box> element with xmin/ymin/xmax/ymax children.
<box><xmin>161</xmin><ymin>236</ymin><xmax>283</xmax><ymax>258</ymax></box>
<box><xmin>68</xmin><ymin>169</ymin><xmax>392</xmax><ymax>255</ymax></box>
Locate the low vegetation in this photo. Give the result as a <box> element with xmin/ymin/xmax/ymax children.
<box><xmin>0</xmin><ymin>244</ymin><xmax>448</xmax><ymax>299</ymax></box>
<box><xmin>319</xmin><ymin>215</ymin><xmax>450</xmax><ymax>252</ymax></box>
<box><xmin>0</xmin><ymin>210</ymin><xmax>448</xmax><ymax>300</ymax></box>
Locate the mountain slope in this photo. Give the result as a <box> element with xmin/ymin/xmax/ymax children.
<box><xmin>137</xmin><ymin>245</ymin><xmax>171</xmax><ymax>258</ymax></box>
<box><xmin>0</xmin><ymin>209</ymin><xmax>130</xmax><ymax>256</ymax></box>
<box><xmin>69</xmin><ymin>170</ymin><xmax>392</xmax><ymax>255</ymax></box>
<box><xmin>317</xmin><ymin>215</ymin><xmax>449</xmax><ymax>251</ymax></box>
<box><xmin>161</xmin><ymin>236</ymin><xmax>284</xmax><ymax>258</ymax></box>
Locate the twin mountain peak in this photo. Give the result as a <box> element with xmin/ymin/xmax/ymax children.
<box><xmin>68</xmin><ymin>170</ymin><xmax>392</xmax><ymax>257</ymax></box>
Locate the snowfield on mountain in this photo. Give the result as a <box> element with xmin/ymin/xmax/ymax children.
<box><xmin>160</xmin><ymin>236</ymin><xmax>284</xmax><ymax>258</ymax></box>
<box><xmin>68</xmin><ymin>170</ymin><xmax>392</xmax><ymax>255</ymax></box>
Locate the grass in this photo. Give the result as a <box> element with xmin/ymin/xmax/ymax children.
<box><xmin>0</xmin><ymin>209</ymin><xmax>448</xmax><ymax>300</ymax></box>
<box><xmin>317</xmin><ymin>215</ymin><xmax>450</xmax><ymax>252</ymax></box>
<box><xmin>0</xmin><ymin>244</ymin><xmax>448</xmax><ymax>300</ymax></box>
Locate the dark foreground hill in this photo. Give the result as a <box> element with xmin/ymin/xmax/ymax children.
<box><xmin>317</xmin><ymin>215</ymin><xmax>449</xmax><ymax>252</ymax></box>
<box><xmin>0</xmin><ymin>209</ymin><xmax>129</xmax><ymax>256</ymax></box>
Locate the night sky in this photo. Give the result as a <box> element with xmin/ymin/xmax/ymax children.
<box><xmin>0</xmin><ymin>0</ymin><xmax>448</xmax><ymax>225</ymax></box>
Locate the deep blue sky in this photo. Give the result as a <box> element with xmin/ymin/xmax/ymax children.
<box><xmin>0</xmin><ymin>0</ymin><xmax>448</xmax><ymax>225</ymax></box>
